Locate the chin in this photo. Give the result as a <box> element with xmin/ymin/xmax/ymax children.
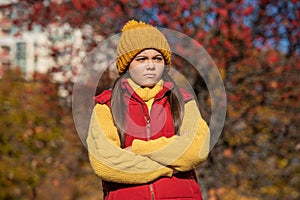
<box><xmin>141</xmin><ymin>82</ymin><xmax>156</xmax><ymax>88</ymax></box>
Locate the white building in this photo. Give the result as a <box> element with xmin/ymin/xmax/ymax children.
<box><xmin>0</xmin><ymin>12</ymin><xmax>87</xmax><ymax>81</ymax></box>
<box><xmin>0</xmin><ymin>31</ymin><xmax>56</xmax><ymax>77</ymax></box>
<box><xmin>0</xmin><ymin>2</ymin><xmax>55</xmax><ymax>79</ymax></box>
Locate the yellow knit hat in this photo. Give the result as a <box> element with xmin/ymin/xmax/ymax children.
<box><xmin>117</xmin><ymin>20</ymin><xmax>172</xmax><ymax>75</ymax></box>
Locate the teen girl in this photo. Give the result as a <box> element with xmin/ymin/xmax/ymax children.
<box><xmin>87</xmin><ymin>20</ymin><xmax>210</xmax><ymax>200</ymax></box>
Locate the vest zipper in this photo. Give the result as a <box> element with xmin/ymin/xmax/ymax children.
<box><xmin>150</xmin><ymin>184</ymin><xmax>155</xmax><ymax>200</ymax></box>
<box><xmin>140</xmin><ymin>104</ymin><xmax>151</xmax><ymax>141</ymax></box>
<box><xmin>141</xmin><ymin>104</ymin><xmax>155</xmax><ymax>199</ymax></box>
<box><xmin>146</xmin><ymin>119</ymin><xmax>151</xmax><ymax>140</ymax></box>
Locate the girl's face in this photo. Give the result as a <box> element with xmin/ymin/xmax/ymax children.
<box><xmin>128</xmin><ymin>49</ymin><xmax>165</xmax><ymax>87</ymax></box>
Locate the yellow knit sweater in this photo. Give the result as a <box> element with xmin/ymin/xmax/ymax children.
<box><xmin>86</xmin><ymin>79</ymin><xmax>210</xmax><ymax>184</ymax></box>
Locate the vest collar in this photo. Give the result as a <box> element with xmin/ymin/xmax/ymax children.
<box><xmin>121</xmin><ymin>78</ymin><xmax>174</xmax><ymax>102</ymax></box>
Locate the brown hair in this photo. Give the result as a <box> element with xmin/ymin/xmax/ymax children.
<box><xmin>110</xmin><ymin>71</ymin><xmax>184</xmax><ymax>148</ymax></box>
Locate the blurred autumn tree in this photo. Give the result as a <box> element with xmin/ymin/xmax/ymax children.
<box><xmin>0</xmin><ymin>69</ymin><xmax>61</xmax><ymax>198</ymax></box>
<box><xmin>0</xmin><ymin>69</ymin><xmax>101</xmax><ymax>199</ymax></box>
<box><xmin>1</xmin><ymin>0</ymin><xmax>299</xmax><ymax>199</ymax></box>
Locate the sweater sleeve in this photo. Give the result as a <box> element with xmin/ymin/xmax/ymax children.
<box><xmin>86</xmin><ymin>104</ymin><xmax>173</xmax><ymax>184</ymax></box>
<box><xmin>131</xmin><ymin>100</ymin><xmax>210</xmax><ymax>171</ymax></box>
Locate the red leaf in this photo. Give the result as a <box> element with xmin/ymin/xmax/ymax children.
<box><xmin>72</xmin><ymin>0</ymin><xmax>81</xmax><ymax>10</ymax></box>
<box><xmin>267</xmin><ymin>54</ymin><xmax>279</xmax><ymax>65</ymax></box>
<box><xmin>87</xmin><ymin>0</ymin><xmax>98</xmax><ymax>8</ymax></box>
<box><xmin>223</xmin><ymin>148</ymin><xmax>233</xmax><ymax>158</ymax></box>
<box><xmin>120</xmin><ymin>0</ymin><xmax>129</xmax><ymax>3</ymax></box>
<box><xmin>215</xmin><ymin>8</ymin><xmax>228</xmax><ymax>17</ymax></box>
<box><xmin>196</xmin><ymin>31</ymin><xmax>205</xmax><ymax>40</ymax></box>
<box><xmin>229</xmin><ymin>94</ymin><xmax>241</xmax><ymax>102</ymax></box>
<box><xmin>115</xmin><ymin>4</ymin><xmax>122</xmax><ymax>13</ymax></box>
<box><xmin>157</xmin><ymin>14</ymin><xmax>169</xmax><ymax>26</ymax></box>
<box><xmin>274</xmin><ymin>66</ymin><xmax>284</xmax><ymax>74</ymax></box>
<box><xmin>243</xmin><ymin>5</ymin><xmax>254</xmax><ymax>16</ymax></box>
<box><xmin>269</xmin><ymin>81</ymin><xmax>278</xmax><ymax>89</ymax></box>
<box><xmin>99</xmin><ymin>16</ymin><xmax>106</xmax><ymax>24</ymax></box>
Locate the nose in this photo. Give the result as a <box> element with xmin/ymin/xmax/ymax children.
<box><xmin>146</xmin><ymin>60</ymin><xmax>155</xmax><ymax>70</ymax></box>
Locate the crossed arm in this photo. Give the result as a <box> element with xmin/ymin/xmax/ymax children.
<box><xmin>86</xmin><ymin>100</ymin><xmax>210</xmax><ymax>184</ymax></box>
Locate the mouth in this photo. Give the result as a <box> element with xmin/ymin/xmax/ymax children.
<box><xmin>144</xmin><ymin>74</ymin><xmax>156</xmax><ymax>78</ymax></box>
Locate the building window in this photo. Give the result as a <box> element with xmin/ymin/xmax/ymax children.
<box><xmin>0</xmin><ymin>45</ymin><xmax>10</xmax><ymax>56</ymax></box>
<box><xmin>0</xmin><ymin>45</ymin><xmax>11</xmax><ymax>70</ymax></box>
<box><xmin>16</xmin><ymin>42</ymin><xmax>26</xmax><ymax>72</ymax></box>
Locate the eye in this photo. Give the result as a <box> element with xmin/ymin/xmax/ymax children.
<box><xmin>135</xmin><ymin>57</ymin><xmax>147</xmax><ymax>62</ymax></box>
<box><xmin>153</xmin><ymin>56</ymin><xmax>163</xmax><ymax>61</ymax></box>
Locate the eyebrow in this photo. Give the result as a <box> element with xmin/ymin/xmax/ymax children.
<box><xmin>135</xmin><ymin>54</ymin><xmax>163</xmax><ymax>58</ymax></box>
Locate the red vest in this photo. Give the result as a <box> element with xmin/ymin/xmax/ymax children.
<box><xmin>94</xmin><ymin>79</ymin><xmax>203</xmax><ymax>200</ymax></box>
<box><xmin>95</xmin><ymin>79</ymin><xmax>194</xmax><ymax>146</ymax></box>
